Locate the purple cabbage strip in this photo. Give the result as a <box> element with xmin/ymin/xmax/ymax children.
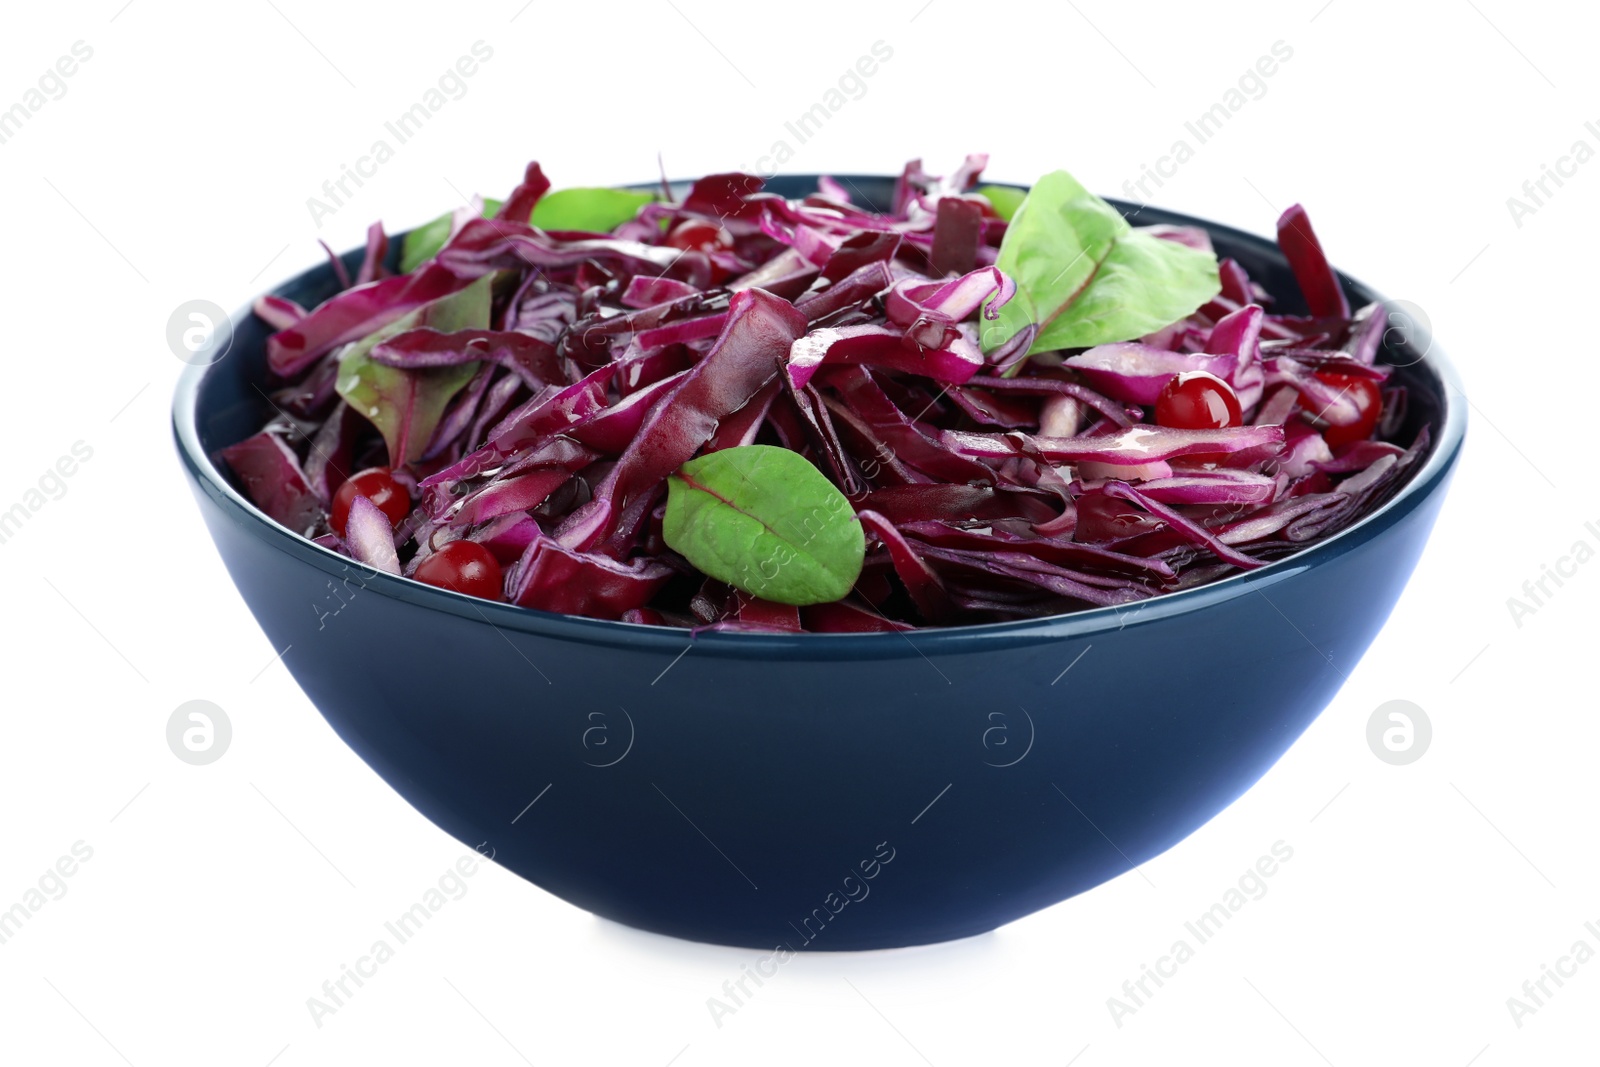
<box><xmin>267</xmin><ymin>264</ymin><xmax>476</xmax><ymax>378</ymax></box>
<box><xmin>1132</xmin><ymin>470</ymin><xmax>1279</xmax><ymax>506</ymax></box>
<box><xmin>422</xmin><ymin>363</ymin><xmax>496</xmax><ymax>461</ymax></box>
<box><xmin>1100</xmin><ymin>481</ymin><xmax>1264</xmax><ymax>570</ymax></box>
<box><xmin>370</xmin><ymin>328</ymin><xmax>563</xmax><ymax>390</ymax></box>
<box><xmin>356</xmin><ymin>222</ymin><xmax>389</xmax><ymax>286</ymax></box>
<box><xmin>218</xmin><ymin>431</ymin><xmax>323</xmax><ymax>537</ymax></box>
<box><xmin>510</xmin><ymin>532</ymin><xmax>673</xmax><ymax>616</ymax></box>
<box><xmin>945</xmin><ymin>424</ymin><xmax>1286</xmax><ymax>464</ymax></box>
<box><xmin>1276</xmin><ymin>204</ymin><xmax>1351</xmax><ymax>319</ymax></box>
<box><xmin>931</xmin><ymin>197</ymin><xmax>985</xmax><ymax>275</ymax></box>
<box><xmin>345</xmin><ymin>495</ymin><xmax>400</xmax><ymax>574</ymax></box>
<box><xmin>788</xmin><ymin>323</ymin><xmax>983</xmax><ymax>391</ymax></box>
<box><xmin>496</xmin><ymin>160</ymin><xmax>551</xmax><ymax>224</ymax></box>
<box><xmin>826</xmin><ymin>366</ymin><xmax>997</xmax><ymax>485</ymax></box>
<box><xmin>559</xmin><ymin>288</ymin><xmax>809</xmax><ymax>553</ymax></box>
<box><xmin>223</xmin><ymin>156</ymin><xmax>1427</xmax><ymax>630</ymax></box>
<box><xmin>857</xmin><ymin>510</ymin><xmax>955</xmax><ymax>623</ymax></box>
<box><xmin>254</xmin><ymin>295</ymin><xmax>306</xmax><ymax>331</ymax></box>
<box><xmin>304</xmin><ymin>402</ymin><xmax>356</xmax><ymax>500</ymax></box>
<box><xmin>1064</xmin><ymin>343</ymin><xmax>1235</xmax><ymax>405</ymax></box>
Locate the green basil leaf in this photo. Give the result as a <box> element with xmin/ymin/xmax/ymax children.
<box><xmin>981</xmin><ymin>169</ymin><xmax>1219</xmax><ymax>359</ymax></box>
<box><xmin>663</xmin><ymin>445</ymin><xmax>865</xmax><ymax>606</ymax></box>
<box><xmin>529</xmin><ymin>188</ymin><xmax>654</xmax><ymax>233</ymax></box>
<box><xmin>975</xmin><ymin>184</ymin><xmax>1026</xmax><ymax>222</ymax></box>
<box><xmin>335</xmin><ymin>275</ymin><xmax>493</xmax><ymax>465</ymax></box>
<box><xmin>399</xmin><ymin>198</ymin><xmax>503</xmax><ymax>274</ymax></box>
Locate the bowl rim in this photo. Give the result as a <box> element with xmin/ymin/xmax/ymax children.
<box><xmin>173</xmin><ymin>178</ymin><xmax>1467</xmax><ymax>658</ymax></box>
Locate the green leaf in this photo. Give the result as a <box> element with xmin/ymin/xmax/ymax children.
<box><xmin>529</xmin><ymin>187</ymin><xmax>655</xmax><ymax>233</ymax></box>
<box><xmin>981</xmin><ymin>169</ymin><xmax>1220</xmax><ymax>360</ymax></box>
<box><xmin>983</xmin><ymin>171</ymin><xmax>1126</xmax><ymax>356</ymax></box>
<box><xmin>399</xmin><ymin>198</ymin><xmax>503</xmax><ymax>274</ymax></box>
<box><xmin>663</xmin><ymin>445</ymin><xmax>865</xmax><ymax>606</ymax></box>
<box><xmin>975</xmin><ymin>184</ymin><xmax>1026</xmax><ymax>222</ymax></box>
<box><xmin>399</xmin><ymin>188</ymin><xmax>653</xmax><ymax>275</ymax></box>
<box><xmin>335</xmin><ymin>275</ymin><xmax>493</xmax><ymax>465</ymax></box>
<box><xmin>1033</xmin><ymin>229</ymin><xmax>1221</xmax><ymax>351</ymax></box>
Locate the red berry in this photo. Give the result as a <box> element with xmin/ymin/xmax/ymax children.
<box><xmin>413</xmin><ymin>540</ymin><xmax>504</xmax><ymax>601</ymax></box>
<box><xmin>330</xmin><ymin>467</ymin><xmax>410</xmax><ymax>537</ymax></box>
<box><xmin>1310</xmin><ymin>371</ymin><xmax>1383</xmax><ymax>448</ymax></box>
<box><xmin>1155</xmin><ymin>371</ymin><xmax>1242</xmax><ymax>430</ymax></box>
<box><xmin>664</xmin><ymin>219</ymin><xmax>733</xmax><ymax>254</ymax></box>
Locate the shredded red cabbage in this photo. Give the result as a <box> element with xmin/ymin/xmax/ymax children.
<box><xmin>222</xmin><ymin>156</ymin><xmax>1428</xmax><ymax>630</ymax></box>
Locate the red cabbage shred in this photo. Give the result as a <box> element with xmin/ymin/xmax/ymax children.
<box><xmin>221</xmin><ymin>156</ymin><xmax>1428</xmax><ymax>631</ymax></box>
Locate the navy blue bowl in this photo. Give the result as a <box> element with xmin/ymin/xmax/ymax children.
<box><xmin>174</xmin><ymin>176</ymin><xmax>1464</xmax><ymax>949</ymax></box>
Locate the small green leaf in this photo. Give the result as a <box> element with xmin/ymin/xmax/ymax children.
<box><xmin>663</xmin><ymin>445</ymin><xmax>865</xmax><ymax>606</ymax></box>
<box><xmin>529</xmin><ymin>187</ymin><xmax>655</xmax><ymax>233</ymax></box>
<box><xmin>336</xmin><ymin>275</ymin><xmax>493</xmax><ymax>465</ymax></box>
<box><xmin>975</xmin><ymin>184</ymin><xmax>1026</xmax><ymax>222</ymax></box>
<box><xmin>981</xmin><ymin>169</ymin><xmax>1220</xmax><ymax>360</ymax></box>
<box><xmin>400</xmin><ymin>188</ymin><xmax>652</xmax><ymax>274</ymax></box>
<box><xmin>399</xmin><ymin>198</ymin><xmax>503</xmax><ymax>274</ymax></box>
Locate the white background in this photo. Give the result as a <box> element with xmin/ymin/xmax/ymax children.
<box><xmin>1</xmin><ymin>1</ymin><xmax>1595</xmax><ymax>1064</ymax></box>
